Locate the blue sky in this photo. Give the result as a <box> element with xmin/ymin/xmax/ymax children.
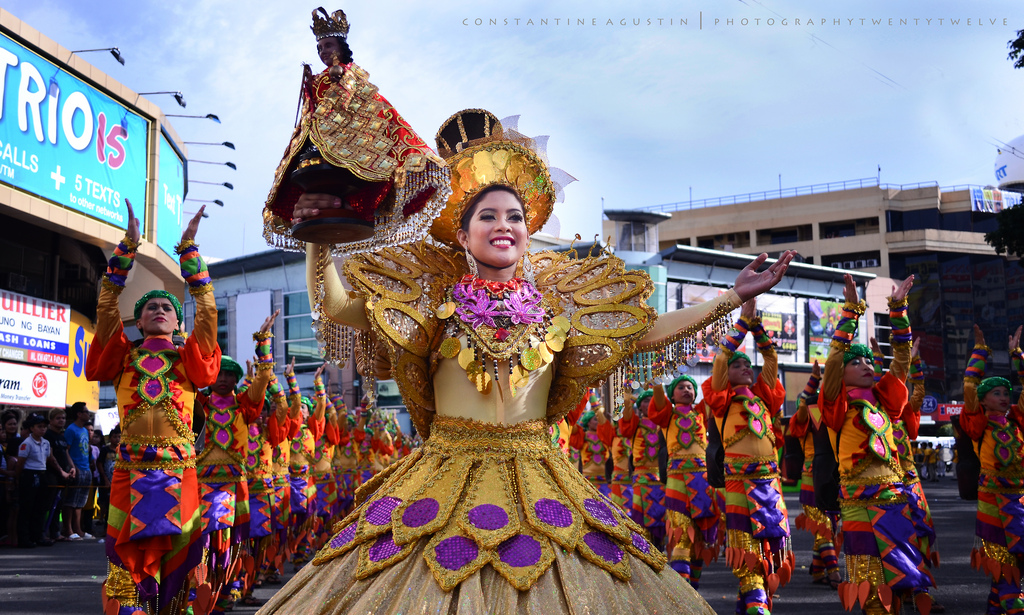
<box><xmin>5</xmin><ymin>0</ymin><xmax>1024</xmax><ymax>260</ymax></box>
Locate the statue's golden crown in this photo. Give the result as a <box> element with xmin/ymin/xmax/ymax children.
<box><xmin>311</xmin><ymin>7</ymin><xmax>350</xmax><ymax>40</ymax></box>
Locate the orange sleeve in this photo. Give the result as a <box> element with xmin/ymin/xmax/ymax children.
<box><xmin>373</xmin><ymin>437</ymin><xmax>395</xmax><ymax>456</ymax></box>
<box><xmin>569</xmin><ymin>425</ymin><xmax>584</xmax><ymax>450</ymax></box>
<box><xmin>596</xmin><ymin>421</ymin><xmax>617</xmax><ymax>447</ymax></box>
<box><xmin>701</xmin><ymin>377</ymin><xmax>733</xmax><ymax>419</ymax></box>
<box><xmin>237</xmin><ymin>391</ymin><xmax>263</xmax><ymax>425</ymax></box>
<box><xmin>787</xmin><ymin>410</ymin><xmax>809</xmax><ymax>438</ymax></box>
<box><xmin>819</xmin><ymin>382</ymin><xmax>849</xmax><ymax>433</ymax></box>
<box><xmin>617</xmin><ymin>413</ymin><xmax>639</xmax><ymax>439</ymax></box>
<box><xmin>646</xmin><ymin>394</ymin><xmax>674</xmax><ymax>429</ymax></box>
<box><xmin>875</xmin><ymin>373</ymin><xmax>907</xmax><ymax>422</ymax></box>
<box><xmin>353</xmin><ymin>427</ymin><xmax>367</xmax><ymax>443</ymax></box>
<box><xmin>902</xmin><ymin>403</ymin><xmax>921</xmax><ymax>441</ymax></box>
<box><xmin>287</xmin><ymin>416</ymin><xmax>301</xmax><ymax>439</ymax></box>
<box><xmin>308</xmin><ymin>416</ymin><xmax>325</xmax><ymax>441</ymax></box>
<box><xmin>325</xmin><ymin>421</ymin><xmax>341</xmax><ymax>446</ymax></box>
<box><xmin>267</xmin><ymin>413</ymin><xmax>286</xmax><ymax>447</ymax></box>
<box><xmin>566</xmin><ymin>395</ymin><xmax>587</xmax><ymax>426</ymax></box>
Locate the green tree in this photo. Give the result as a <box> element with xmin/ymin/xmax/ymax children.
<box><xmin>1010</xmin><ymin>28</ymin><xmax>1024</xmax><ymax>69</ymax></box>
<box><xmin>985</xmin><ymin>206</ymin><xmax>1024</xmax><ymax>258</ymax></box>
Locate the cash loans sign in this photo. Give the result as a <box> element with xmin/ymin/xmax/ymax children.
<box><xmin>0</xmin><ymin>32</ymin><xmax>148</xmax><ymax>230</ymax></box>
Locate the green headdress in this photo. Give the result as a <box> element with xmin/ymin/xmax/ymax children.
<box><xmin>220</xmin><ymin>356</ymin><xmax>244</xmax><ymax>382</ymax></box>
<box><xmin>301</xmin><ymin>396</ymin><xmax>313</xmax><ymax>412</ymax></box>
<box><xmin>977</xmin><ymin>377</ymin><xmax>1011</xmax><ymax>400</ymax></box>
<box><xmin>579</xmin><ymin>410</ymin><xmax>596</xmax><ymax>428</ymax></box>
<box><xmin>635</xmin><ymin>389</ymin><xmax>654</xmax><ymax>406</ymax></box>
<box><xmin>668</xmin><ymin>374</ymin><xmax>698</xmax><ymax>402</ymax></box>
<box><xmin>727</xmin><ymin>351</ymin><xmax>751</xmax><ymax>366</ymax></box>
<box><xmin>134</xmin><ymin>290</ymin><xmax>184</xmax><ymax>326</ymax></box>
<box><xmin>843</xmin><ymin>343</ymin><xmax>873</xmax><ymax>365</ymax></box>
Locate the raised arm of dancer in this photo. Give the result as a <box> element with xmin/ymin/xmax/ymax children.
<box><xmin>304</xmin><ymin>243</ymin><xmax>370</xmax><ymax>330</ymax></box>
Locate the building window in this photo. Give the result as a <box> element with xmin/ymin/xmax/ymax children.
<box><xmin>696</xmin><ymin>231</ymin><xmax>750</xmax><ymax>251</ymax></box>
<box><xmin>615</xmin><ymin>221</ymin><xmax>657</xmax><ymax>252</ymax></box>
<box><xmin>873</xmin><ymin>313</ymin><xmax>892</xmax><ymax>362</ymax></box>
<box><xmin>820</xmin><ymin>217</ymin><xmax>879</xmax><ymax>238</ymax></box>
<box><xmin>756</xmin><ymin>224</ymin><xmax>812</xmax><ymax>246</ymax></box>
<box><xmin>216</xmin><ymin>302</ymin><xmax>229</xmax><ymax>354</ymax></box>
<box><xmin>821</xmin><ymin>250</ymin><xmax>882</xmax><ymax>270</ymax></box>
<box><xmin>284</xmin><ymin>290</ymin><xmax>318</xmax><ymax>372</ymax></box>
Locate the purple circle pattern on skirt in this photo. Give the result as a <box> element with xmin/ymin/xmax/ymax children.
<box><xmin>402</xmin><ymin>498</ymin><xmax>440</xmax><ymax>528</ymax></box>
<box><xmin>583</xmin><ymin>498</ymin><xmax>618</xmax><ymax>527</ymax></box>
<box><xmin>584</xmin><ymin>531</ymin><xmax>624</xmax><ymax>564</ymax></box>
<box><xmin>368</xmin><ymin>532</ymin><xmax>402</xmax><ymax>562</ymax></box>
<box><xmin>534</xmin><ymin>498</ymin><xmax>573</xmax><ymax>528</ymax></box>
<box><xmin>497</xmin><ymin>534</ymin><xmax>542</xmax><ymax>567</ymax></box>
<box><xmin>329</xmin><ymin>523</ymin><xmax>357</xmax><ymax>549</ymax></box>
<box><xmin>365</xmin><ymin>496</ymin><xmax>403</xmax><ymax>526</ymax></box>
<box><xmin>631</xmin><ymin>532</ymin><xmax>650</xmax><ymax>554</ymax></box>
<box><xmin>435</xmin><ymin>535</ymin><xmax>479</xmax><ymax>570</ymax></box>
<box><xmin>467</xmin><ymin>504</ymin><xmax>509</xmax><ymax>531</ymax></box>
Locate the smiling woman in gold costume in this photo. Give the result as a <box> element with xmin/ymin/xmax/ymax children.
<box><xmin>258</xmin><ymin>109</ymin><xmax>795</xmax><ymax>614</ymax></box>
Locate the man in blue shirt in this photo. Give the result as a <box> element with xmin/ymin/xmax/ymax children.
<box><xmin>63</xmin><ymin>402</ymin><xmax>95</xmax><ymax>540</ymax></box>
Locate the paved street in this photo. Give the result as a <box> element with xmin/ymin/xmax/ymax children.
<box><xmin>0</xmin><ymin>477</ymin><xmax>997</xmax><ymax>614</ymax></box>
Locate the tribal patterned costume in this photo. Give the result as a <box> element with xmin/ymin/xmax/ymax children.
<box><xmin>239</xmin><ymin>375</ymin><xmax>292</xmax><ymax>603</ymax></box>
<box><xmin>287</xmin><ymin>377</ymin><xmax>326</xmax><ymax>567</ymax></box>
<box><xmin>194</xmin><ymin>337</ymin><xmax>275</xmax><ymax>613</ymax></box>
<box><xmin>597</xmin><ymin>413</ymin><xmax>634</xmax><ymax>513</ymax></box>
<box><xmin>703</xmin><ymin>315</ymin><xmax>791</xmax><ymax>615</ymax></box>
<box><xmin>786</xmin><ymin>372</ymin><xmax>840</xmax><ymax>585</ymax></box>
<box><xmin>651</xmin><ymin>377</ymin><xmax>718</xmax><ymax>589</ymax></box>
<box><xmin>311</xmin><ymin>397</ymin><xmax>342</xmax><ymax>547</ymax></box>
<box><xmin>269</xmin><ymin>388</ymin><xmax>301</xmax><ymax>578</ymax></box>
<box><xmin>820</xmin><ymin>299</ymin><xmax>933</xmax><ymax>615</ymax></box>
<box><xmin>886</xmin><ymin>350</ymin><xmax>940</xmax><ymax>571</ymax></box>
<box><xmin>961</xmin><ymin>344</ymin><xmax>1024</xmax><ymax>615</ymax></box>
<box><xmin>87</xmin><ymin>236</ymin><xmax>219</xmax><ymax>615</ymax></box>
<box><xmin>568</xmin><ymin>391</ymin><xmax>610</xmax><ymax>490</ymax></box>
<box><xmin>331</xmin><ymin>407</ymin><xmax>358</xmax><ymax>518</ymax></box>
<box><xmin>618</xmin><ymin>389</ymin><xmax>668</xmax><ymax>549</ymax></box>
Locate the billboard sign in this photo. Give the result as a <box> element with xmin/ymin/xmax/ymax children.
<box><xmin>0</xmin><ymin>290</ymin><xmax>70</xmax><ymax>367</ymax></box>
<box><xmin>806</xmin><ymin>299</ymin><xmax>856</xmax><ymax>362</ymax></box>
<box><xmin>156</xmin><ymin>131</ymin><xmax>186</xmax><ymax>258</ymax></box>
<box><xmin>0</xmin><ymin>361</ymin><xmax>68</xmax><ymax>408</ymax></box>
<box><xmin>66</xmin><ymin>310</ymin><xmax>98</xmax><ymax>406</ymax></box>
<box><xmin>761</xmin><ymin>311</ymin><xmax>798</xmax><ymax>353</ymax></box>
<box><xmin>0</xmin><ymin>31</ymin><xmax>149</xmax><ymax>230</ymax></box>
<box><xmin>970</xmin><ymin>187</ymin><xmax>1021</xmax><ymax>213</ymax></box>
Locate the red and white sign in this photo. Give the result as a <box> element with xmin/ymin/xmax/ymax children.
<box><xmin>0</xmin><ymin>290</ymin><xmax>70</xmax><ymax>368</ymax></box>
<box><xmin>0</xmin><ymin>360</ymin><xmax>68</xmax><ymax>408</ymax></box>
<box><xmin>935</xmin><ymin>403</ymin><xmax>964</xmax><ymax>422</ymax></box>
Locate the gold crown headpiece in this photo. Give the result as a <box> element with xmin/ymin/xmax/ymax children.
<box><xmin>430</xmin><ymin>109</ymin><xmax>575</xmax><ymax>247</ymax></box>
<box><xmin>311</xmin><ymin>7</ymin><xmax>350</xmax><ymax>40</ymax></box>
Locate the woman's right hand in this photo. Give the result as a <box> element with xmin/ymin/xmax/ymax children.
<box><xmin>974</xmin><ymin>324</ymin><xmax>987</xmax><ymax>348</ymax></box>
<box><xmin>125</xmin><ymin>199</ymin><xmax>141</xmax><ymax>244</ymax></box>
<box><xmin>293</xmin><ymin>193</ymin><xmax>344</xmax><ymax>224</ymax></box>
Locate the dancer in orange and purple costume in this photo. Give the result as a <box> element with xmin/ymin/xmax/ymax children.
<box><xmin>87</xmin><ymin>203</ymin><xmax>219</xmax><ymax>615</ymax></box>
<box><xmin>961</xmin><ymin>324</ymin><xmax>1024</xmax><ymax>615</ymax></box>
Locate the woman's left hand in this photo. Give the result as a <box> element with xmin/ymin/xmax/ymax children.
<box><xmin>890</xmin><ymin>275</ymin><xmax>915</xmax><ymax>302</ymax></box>
<box><xmin>733</xmin><ymin>251</ymin><xmax>797</xmax><ymax>302</ymax></box>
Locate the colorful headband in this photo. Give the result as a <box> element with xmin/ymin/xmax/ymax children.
<box><xmin>301</xmin><ymin>396</ymin><xmax>313</xmax><ymax>411</ymax></box>
<box><xmin>727</xmin><ymin>351</ymin><xmax>751</xmax><ymax>366</ymax></box>
<box><xmin>635</xmin><ymin>389</ymin><xmax>654</xmax><ymax>406</ymax></box>
<box><xmin>219</xmin><ymin>356</ymin><xmax>244</xmax><ymax>382</ymax></box>
<box><xmin>977</xmin><ymin>376</ymin><xmax>1011</xmax><ymax>399</ymax></box>
<box><xmin>579</xmin><ymin>410</ymin><xmax>596</xmax><ymax>428</ymax></box>
<box><xmin>134</xmin><ymin>290</ymin><xmax>183</xmax><ymax>325</ymax></box>
<box><xmin>668</xmin><ymin>374</ymin><xmax>698</xmax><ymax>398</ymax></box>
<box><xmin>843</xmin><ymin>343</ymin><xmax>873</xmax><ymax>365</ymax></box>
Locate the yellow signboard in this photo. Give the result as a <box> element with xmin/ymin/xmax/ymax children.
<box><xmin>66</xmin><ymin>310</ymin><xmax>99</xmax><ymax>407</ymax></box>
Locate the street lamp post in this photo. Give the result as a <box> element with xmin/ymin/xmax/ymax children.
<box><xmin>71</xmin><ymin>47</ymin><xmax>125</xmax><ymax>65</ymax></box>
<box><xmin>139</xmin><ymin>91</ymin><xmax>186</xmax><ymax>108</ymax></box>
<box><xmin>190</xmin><ymin>160</ymin><xmax>236</xmax><ymax>170</ymax></box>
<box><xmin>167</xmin><ymin>114</ymin><xmax>221</xmax><ymax>123</ymax></box>
<box><xmin>184</xmin><ymin>141</ymin><xmax>235</xmax><ymax>150</ymax></box>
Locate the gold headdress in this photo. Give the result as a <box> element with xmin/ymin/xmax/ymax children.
<box><xmin>311</xmin><ymin>7</ymin><xmax>350</xmax><ymax>41</ymax></box>
<box><xmin>430</xmin><ymin>109</ymin><xmax>575</xmax><ymax>247</ymax></box>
